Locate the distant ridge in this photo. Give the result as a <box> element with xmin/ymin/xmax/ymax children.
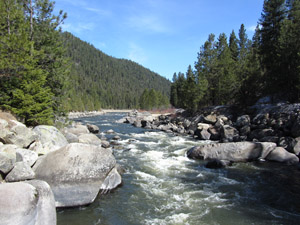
<box><xmin>61</xmin><ymin>32</ymin><xmax>171</xmax><ymax>111</ymax></box>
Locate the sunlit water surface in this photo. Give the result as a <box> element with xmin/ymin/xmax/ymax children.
<box><xmin>57</xmin><ymin>113</ymin><xmax>300</xmax><ymax>225</ymax></box>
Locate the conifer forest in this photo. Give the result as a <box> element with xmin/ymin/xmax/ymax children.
<box><xmin>1</xmin><ymin>0</ymin><xmax>300</xmax><ymax>125</ymax></box>
<box><xmin>171</xmin><ymin>0</ymin><xmax>300</xmax><ymax>113</ymax></box>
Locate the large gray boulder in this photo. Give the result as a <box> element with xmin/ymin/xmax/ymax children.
<box><xmin>266</xmin><ymin>147</ymin><xmax>299</xmax><ymax>165</ymax></box>
<box><xmin>220</xmin><ymin>125</ymin><xmax>239</xmax><ymax>142</ymax></box>
<box><xmin>87</xmin><ymin>124</ymin><xmax>100</xmax><ymax>134</ymax></box>
<box><xmin>31</xmin><ymin>125</ymin><xmax>68</xmax><ymax>155</ymax></box>
<box><xmin>1</xmin><ymin>120</ymin><xmax>37</xmax><ymax>148</ymax></box>
<box><xmin>187</xmin><ymin>142</ymin><xmax>276</xmax><ymax>162</ymax></box>
<box><xmin>65</xmin><ymin>124</ymin><xmax>89</xmax><ymax>136</ymax></box>
<box><xmin>63</xmin><ymin>132</ymin><xmax>79</xmax><ymax>143</ymax></box>
<box><xmin>34</xmin><ymin>143</ymin><xmax>117</xmax><ymax>207</ymax></box>
<box><xmin>0</xmin><ymin>144</ymin><xmax>18</xmax><ymax>174</ymax></box>
<box><xmin>0</xmin><ymin>181</ymin><xmax>56</xmax><ymax>225</ymax></box>
<box><xmin>100</xmin><ymin>167</ymin><xmax>122</xmax><ymax>194</ymax></box>
<box><xmin>78</xmin><ymin>133</ymin><xmax>102</xmax><ymax>145</ymax></box>
<box><xmin>5</xmin><ymin>161</ymin><xmax>35</xmax><ymax>182</ymax></box>
<box><xmin>25</xmin><ymin>180</ymin><xmax>57</xmax><ymax>225</ymax></box>
<box><xmin>0</xmin><ymin>119</ymin><xmax>9</xmax><ymax>142</ymax></box>
<box><xmin>16</xmin><ymin>148</ymin><xmax>38</xmax><ymax>167</ymax></box>
<box><xmin>235</xmin><ymin>115</ymin><xmax>251</xmax><ymax>128</ymax></box>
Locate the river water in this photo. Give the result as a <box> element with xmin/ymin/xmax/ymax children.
<box><xmin>57</xmin><ymin>113</ymin><xmax>300</xmax><ymax>225</ymax></box>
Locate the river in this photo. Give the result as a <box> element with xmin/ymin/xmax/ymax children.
<box><xmin>57</xmin><ymin>113</ymin><xmax>300</xmax><ymax>225</ymax></box>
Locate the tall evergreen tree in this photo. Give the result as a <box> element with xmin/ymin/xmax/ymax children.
<box><xmin>229</xmin><ymin>30</ymin><xmax>239</xmax><ymax>61</ymax></box>
<box><xmin>183</xmin><ymin>65</ymin><xmax>199</xmax><ymax>112</ymax></box>
<box><xmin>215</xmin><ymin>33</ymin><xmax>237</xmax><ymax>104</ymax></box>
<box><xmin>170</xmin><ymin>73</ymin><xmax>178</xmax><ymax>107</ymax></box>
<box><xmin>0</xmin><ymin>0</ymin><xmax>54</xmax><ymax>125</ymax></box>
<box><xmin>195</xmin><ymin>33</ymin><xmax>217</xmax><ymax>105</ymax></box>
<box><xmin>259</xmin><ymin>0</ymin><xmax>287</xmax><ymax>98</ymax></box>
<box><xmin>23</xmin><ymin>0</ymin><xmax>68</xmax><ymax>114</ymax></box>
<box><xmin>278</xmin><ymin>0</ymin><xmax>300</xmax><ymax>101</ymax></box>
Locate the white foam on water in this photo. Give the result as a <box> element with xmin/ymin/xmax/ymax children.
<box><xmin>204</xmin><ymin>192</ymin><xmax>227</xmax><ymax>204</ymax></box>
<box><xmin>145</xmin><ymin>213</ymin><xmax>190</xmax><ymax>225</ymax></box>
<box><xmin>135</xmin><ymin>171</ymin><xmax>157</xmax><ymax>180</ymax></box>
<box><xmin>100</xmin><ymin>123</ymin><xmax>111</xmax><ymax>126</ymax></box>
<box><xmin>218</xmin><ymin>176</ymin><xmax>241</xmax><ymax>185</ymax></box>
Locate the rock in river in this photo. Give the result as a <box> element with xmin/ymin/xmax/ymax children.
<box><xmin>34</xmin><ymin>143</ymin><xmax>117</xmax><ymax>207</ymax></box>
<box><xmin>187</xmin><ymin>142</ymin><xmax>276</xmax><ymax>162</ymax></box>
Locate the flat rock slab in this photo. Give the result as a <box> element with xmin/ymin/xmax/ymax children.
<box><xmin>34</xmin><ymin>143</ymin><xmax>116</xmax><ymax>207</ymax></box>
<box><xmin>187</xmin><ymin>142</ymin><xmax>276</xmax><ymax>162</ymax></box>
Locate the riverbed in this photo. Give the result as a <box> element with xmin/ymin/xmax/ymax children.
<box><xmin>57</xmin><ymin>113</ymin><xmax>300</xmax><ymax>225</ymax></box>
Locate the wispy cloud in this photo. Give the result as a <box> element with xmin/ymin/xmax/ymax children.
<box><xmin>85</xmin><ymin>7</ymin><xmax>112</xmax><ymax>17</ymax></box>
<box><xmin>248</xmin><ymin>25</ymin><xmax>257</xmax><ymax>32</ymax></box>
<box><xmin>127</xmin><ymin>14</ymin><xmax>170</xmax><ymax>33</ymax></box>
<box><xmin>61</xmin><ymin>22</ymin><xmax>95</xmax><ymax>34</ymax></box>
<box><xmin>128</xmin><ymin>43</ymin><xmax>147</xmax><ymax>64</ymax></box>
<box><xmin>95</xmin><ymin>42</ymin><xmax>107</xmax><ymax>50</ymax></box>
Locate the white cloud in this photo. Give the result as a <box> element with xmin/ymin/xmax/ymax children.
<box><xmin>85</xmin><ymin>7</ymin><xmax>112</xmax><ymax>17</ymax></box>
<box><xmin>248</xmin><ymin>25</ymin><xmax>257</xmax><ymax>32</ymax></box>
<box><xmin>61</xmin><ymin>22</ymin><xmax>95</xmax><ymax>34</ymax></box>
<box><xmin>128</xmin><ymin>43</ymin><xmax>147</xmax><ymax>64</ymax></box>
<box><xmin>127</xmin><ymin>14</ymin><xmax>170</xmax><ymax>33</ymax></box>
<box><xmin>95</xmin><ymin>42</ymin><xmax>107</xmax><ymax>50</ymax></box>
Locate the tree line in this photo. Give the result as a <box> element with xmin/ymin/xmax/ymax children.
<box><xmin>0</xmin><ymin>0</ymin><xmax>171</xmax><ymax>125</ymax></box>
<box><xmin>0</xmin><ymin>0</ymin><xmax>68</xmax><ymax>125</ymax></box>
<box><xmin>139</xmin><ymin>88</ymin><xmax>169</xmax><ymax>110</ymax></box>
<box><xmin>171</xmin><ymin>0</ymin><xmax>300</xmax><ymax>113</ymax></box>
<box><xmin>61</xmin><ymin>32</ymin><xmax>171</xmax><ymax>111</ymax></box>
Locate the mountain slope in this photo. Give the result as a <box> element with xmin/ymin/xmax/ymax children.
<box><xmin>61</xmin><ymin>32</ymin><xmax>171</xmax><ymax>110</ymax></box>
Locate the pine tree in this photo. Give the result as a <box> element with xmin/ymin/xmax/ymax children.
<box><xmin>239</xmin><ymin>25</ymin><xmax>263</xmax><ymax>105</ymax></box>
<box><xmin>183</xmin><ymin>65</ymin><xmax>198</xmax><ymax>112</ymax></box>
<box><xmin>259</xmin><ymin>0</ymin><xmax>287</xmax><ymax>98</ymax></box>
<box><xmin>278</xmin><ymin>0</ymin><xmax>300</xmax><ymax>101</ymax></box>
<box><xmin>23</xmin><ymin>0</ymin><xmax>68</xmax><ymax>114</ymax></box>
<box><xmin>170</xmin><ymin>73</ymin><xmax>178</xmax><ymax>107</ymax></box>
<box><xmin>0</xmin><ymin>0</ymin><xmax>54</xmax><ymax>125</ymax></box>
<box><xmin>195</xmin><ymin>33</ymin><xmax>217</xmax><ymax>105</ymax></box>
<box><xmin>229</xmin><ymin>30</ymin><xmax>239</xmax><ymax>61</ymax></box>
<box><xmin>215</xmin><ymin>33</ymin><xmax>237</xmax><ymax>105</ymax></box>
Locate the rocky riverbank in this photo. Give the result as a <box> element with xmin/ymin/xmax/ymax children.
<box><xmin>121</xmin><ymin>104</ymin><xmax>300</xmax><ymax>167</ymax></box>
<box><xmin>0</xmin><ymin>111</ymin><xmax>122</xmax><ymax>225</ymax></box>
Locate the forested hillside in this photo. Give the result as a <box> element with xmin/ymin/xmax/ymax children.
<box><xmin>61</xmin><ymin>32</ymin><xmax>171</xmax><ymax>111</ymax></box>
<box><xmin>171</xmin><ymin>0</ymin><xmax>300</xmax><ymax>113</ymax></box>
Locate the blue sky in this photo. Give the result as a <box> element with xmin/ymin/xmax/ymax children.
<box><xmin>54</xmin><ymin>0</ymin><xmax>264</xmax><ymax>80</ymax></box>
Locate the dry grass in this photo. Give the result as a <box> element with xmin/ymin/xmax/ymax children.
<box><xmin>0</xmin><ymin>110</ymin><xmax>17</xmax><ymax>121</ymax></box>
<box><xmin>0</xmin><ymin>110</ymin><xmax>18</xmax><ymax>128</ymax></box>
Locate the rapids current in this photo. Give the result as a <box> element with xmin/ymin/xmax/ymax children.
<box><xmin>57</xmin><ymin>113</ymin><xmax>300</xmax><ymax>225</ymax></box>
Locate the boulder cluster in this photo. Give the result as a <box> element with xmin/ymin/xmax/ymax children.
<box><xmin>0</xmin><ymin>112</ymin><xmax>121</xmax><ymax>225</ymax></box>
<box><xmin>122</xmin><ymin>104</ymin><xmax>300</xmax><ymax>167</ymax></box>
